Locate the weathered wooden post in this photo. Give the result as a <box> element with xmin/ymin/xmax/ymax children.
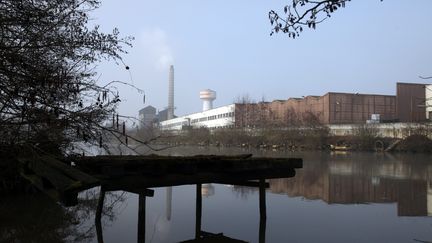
<box><xmin>259</xmin><ymin>179</ymin><xmax>267</xmax><ymax>243</ymax></box>
<box><xmin>166</xmin><ymin>187</ymin><xmax>172</xmax><ymax>221</ymax></box>
<box><xmin>138</xmin><ymin>193</ymin><xmax>146</xmax><ymax>243</ymax></box>
<box><xmin>95</xmin><ymin>187</ymin><xmax>106</xmax><ymax>243</ymax></box>
<box><xmin>195</xmin><ymin>183</ymin><xmax>202</xmax><ymax>239</ymax></box>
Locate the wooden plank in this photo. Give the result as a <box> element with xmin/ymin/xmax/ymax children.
<box><xmin>74</xmin><ymin>155</ymin><xmax>302</xmax><ymax>170</ymax></box>
<box><xmin>99</xmin><ymin>168</ymin><xmax>296</xmax><ymax>190</ymax></box>
<box><xmin>19</xmin><ymin>158</ymin><xmax>77</xmax><ymax>192</ymax></box>
<box><xmin>41</xmin><ymin>156</ymin><xmax>99</xmax><ymax>187</ymax></box>
<box><xmin>74</xmin><ymin>155</ymin><xmax>302</xmax><ymax>177</ymax></box>
<box><xmin>78</xmin><ymin>154</ymin><xmax>253</xmax><ymax>163</ymax></box>
<box><xmin>224</xmin><ymin>180</ymin><xmax>270</xmax><ymax>188</ymax></box>
<box><xmin>19</xmin><ymin>157</ymin><xmax>98</xmax><ymax>193</ymax></box>
<box><xmin>19</xmin><ymin>171</ymin><xmax>78</xmax><ymax>206</ymax></box>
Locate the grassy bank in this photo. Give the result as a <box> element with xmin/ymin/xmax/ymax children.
<box><xmin>150</xmin><ymin>127</ymin><xmax>432</xmax><ymax>153</ymax></box>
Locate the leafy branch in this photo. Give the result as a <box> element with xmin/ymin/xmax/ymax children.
<box><xmin>269</xmin><ymin>0</ymin><xmax>382</xmax><ymax>38</ymax></box>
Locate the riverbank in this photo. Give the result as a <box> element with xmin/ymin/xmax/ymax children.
<box><xmin>152</xmin><ymin>127</ymin><xmax>432</xmax><ymax>153</ymax></box>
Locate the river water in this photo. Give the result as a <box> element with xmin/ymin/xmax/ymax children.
<box><xmin>2</xmin><ymin>147</ymin><xmax>432</xmax><ymax>243</ymax></box>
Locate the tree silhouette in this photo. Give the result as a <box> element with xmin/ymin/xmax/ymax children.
<box><xmin>269</xmin><ymin>0</ymin><xmax>382</xmax><ymax>38</ymax></box>
<box><xmin>0</xmin><ymin>0</ymin><xmax>136</xmax><ymax>157</ymax></box>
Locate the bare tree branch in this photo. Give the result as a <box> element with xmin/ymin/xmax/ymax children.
<box><xmin>269</xmin><ymin>0</ymin><xmax>382</xmax><ymax>38</ymax></box>
<box><xmin>0</xmin><ymin>0</ymin><xmax>154</xmax><ymax>158</ymax></box>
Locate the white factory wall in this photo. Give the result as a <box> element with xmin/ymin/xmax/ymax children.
<box><xmin>328</xmin><ymin>123</ymin><xmax>432</xmax><ymax>139</ymax></box>
<box><xmin>159</xmin><ymin>104</ymin><xmax>235</xmax><ymax>130</ymax></box>
<box><xmin>426</xmin><ymin>85</ymin><xmax>432</xmax><ymax>120</ymax></box>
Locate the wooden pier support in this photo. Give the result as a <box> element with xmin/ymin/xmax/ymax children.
<box><xmin>17</xmin><ymin>153</ymin><xmax>301</xmax><ymax>243</ymax></box>
<box><xmin>137</xmin><ymin>194</ymin><xmax>146</xmax><ymax>243</ymax></box>
<box><xmin>259</xmin><ymin>179</ymin><xmax>267</xmax><ymax>243</ymax></box>
<box><xmin>166</xmin><ymin>187</ymin><xmax>172</xmax><ymax>221</ymax></box>
<box><xmin>195</xmin><ymin>183</ymin><xmax>202</xmax><ymax>239</ymax></box>
<box><xmin>95</xmin><ymin>188</ymin><xmax>106</xmax><ymax>243</ymax></box>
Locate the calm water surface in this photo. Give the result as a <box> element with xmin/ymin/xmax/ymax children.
<box><xmin>2</xmin><ymin>147</ymin><xmax>432</xmax><ymax>243</ymax></box>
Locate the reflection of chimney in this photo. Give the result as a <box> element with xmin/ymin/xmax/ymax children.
<box><xmin>167</xmin><ymin>65</ymin><xmax>174</xmax><ymax>120</ymax></box>
<box><xmin>166</xmin><ymin>187</ymin><xmax>172</xmax><ymax>220</ymax></box>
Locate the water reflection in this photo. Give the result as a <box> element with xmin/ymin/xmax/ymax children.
<box><xmin>0</xmin><ymin>190</ymin><xmax>125</xmax><ymax>243</ymax></box>
<box><xmin>3</xmin><ymin>150</ymin><xmax>432</xmax><ymax>243</ymax></box>
<box><xmin>268</xmin><ymin>153</ymin><xmax>432</xmax><ymax>217</ymax></box>
<box><xmin>0</xmin><ymin>194</ymin><xmax>77</xmax><ymax>243</ymax></box>
<box><xmin>95</xmin><ymin>178</ymin><xmax>280</xmax><ymax>243</ymax></box>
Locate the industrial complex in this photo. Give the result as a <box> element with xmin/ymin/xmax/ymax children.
<box><xmin>139</xmin><ymin>66</ymin><xmax>432</xmax><ymax>131</ymax></box>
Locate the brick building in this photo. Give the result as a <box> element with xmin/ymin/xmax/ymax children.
<box><xmin>235</xmin><ymin>92</ymin><xmax>397</xmax><ymax>127</ymax></box>
<box><xmin>235</xmin><ymin>82</ymin><xmax>429</xmax><ymax>127</ymax></box>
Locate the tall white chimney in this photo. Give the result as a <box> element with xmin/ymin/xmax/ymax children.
<box><xmin>200</xmin><ymin>89</ymin><xmax>216</xmax><ymax>111</ymax></box>
<box><xmin>167</xmin><ymin>65</ymin><xmax>174</xmax><ymax>120</ymax></box>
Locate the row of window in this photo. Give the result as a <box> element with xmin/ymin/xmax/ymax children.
<box><xmin>162</xmin><ymin>120</ymin><xmax>188</xmax><ymax>129</ymax></box>
<box><xmin>191</xmin><ymin>112</ymin><xmax>234</xmax><ymax>124</ymax></box>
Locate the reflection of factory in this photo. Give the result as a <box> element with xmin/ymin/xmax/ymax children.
<box><xmin>201</xmin><ymin>184</ymin><xmax>215</xmax><ymax>197</ymax></box>
<box><xmin>269</xmin><ymin>157</ymin><xmax>432</xmax><ymax>216</ymax></box>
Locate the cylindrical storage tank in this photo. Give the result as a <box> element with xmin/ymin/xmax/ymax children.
<box><xmin>200</xmin><ymin>89</ymin><xmax>216</xmax><ymax>111</ymax></box>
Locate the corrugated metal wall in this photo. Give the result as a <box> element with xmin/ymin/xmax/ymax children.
<box><xmin>234</xmin><ymin>83</ymin><xmax>428</xmax><ymax>127</ymax></box>
<box><xmin>328</xmin><ymin>93</ymin><xmax>397</xmax><ymax>124</ymax></box>
<box><xmin>396</xmin><ymin>83</ymin><xmax>426</xmax><ymax>122</ymax></box>
<box><xmin>265</xmin><ymin>93</ymin><xmax>396</xmax><ymax>125</ymax></box>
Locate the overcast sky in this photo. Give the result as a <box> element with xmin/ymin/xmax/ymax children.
<box><xmin>92</xmin><ymin>0</ymin><xmax>432</xmax><ymax>120</ymax></box>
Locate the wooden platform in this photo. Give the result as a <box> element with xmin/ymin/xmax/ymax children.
<box><xmin>180</xmin><ymin>231</ymin><xmax>248</xmax><ymax>243</ymax></box>
<box><xmin>19</xmin><ymin>156</ymin><xmax>99</xmax><ymax>206</ymax></box>
<box><xmin>19</xmin><ymin>154</ymin><xmax>302</xmax><ymax>206</ymax></box>
<box><xmin>74</xmin><ymin>154</ymin><xmax>302</xmax><ymax>177</ymax></box>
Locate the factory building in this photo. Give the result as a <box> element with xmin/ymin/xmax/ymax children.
<box><xmin>138</xmin><ymin>65</ymin><xmax>176</xmax><ymax>125</ymax></box>
<box><xmin>426</xmin><ymin>84</ymin><xmax>432</xmax><ymax>120</ymax></box>
<box><xmin>159</xmin><ymin>104</ymin><xmax>235</xmax><ymax>130</ymax></box>
<box><xmin>138</xmin><ymin>106</ymin><xmax>156</xmax><ymax>127</ymax></box>
<box><xmin>397</xmin><ymin>82</ymin><xmax>427</xmax><ymax>122</ymax></box>
<box><xmin>278</xmin><ymin>93</ymin><xmax>395</xmax><ymax>124</ymax></box>
<box><xmin>157</xmin><ymin>82</ymin><xmax>431</xmax><ymax>131</ymax></box>
<box><xmin>160</xmin><ymin>89</ymin><xmax>234</xmax><ymax>130</ymax></box>
<box><xmin>234</xmin><ymin>92</ymin><xmax>397</xmax><ymax>127</ymax></box>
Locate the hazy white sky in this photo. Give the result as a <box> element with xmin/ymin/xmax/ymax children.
<box><xmin>93</xmin><ymin>0</ymin><xmax>432</xmax><ymax>120</ymax></box>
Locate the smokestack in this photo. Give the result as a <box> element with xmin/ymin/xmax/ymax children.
<box><xmin>200</xmin><ymin>89</ymin><xmax>216</xmax><ymax>112</ymax></box>
<box><xmin>167</xmin><ymin>65</ymin><xmax>174</xmax><ymax>120</ymax></box>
